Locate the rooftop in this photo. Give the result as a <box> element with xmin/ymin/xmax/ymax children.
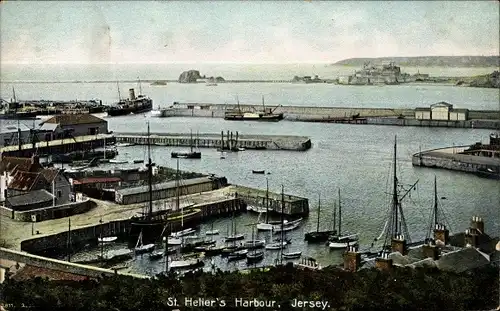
<box><xmin>7</xmin><ymin>189</ymin><xmax>54</xmax><ymax>209</ymax></box>
<box><xmin>42</xmin><ymin>114</ymin><xmax>106</xmax><ymax>126</ymax></box>
<box><xmin>0</xmin><ymin>155</ymin><xmax>41</xmax><ymax>174</ymax></box>
<box><xmin>39</xmin><ymin>123</ymin><xmax>59</xmax><ymax>132</ymax></box>
<box><xmin>8</xmin><ymin>171</ymin><xmax>41</xmax><ymax>191</ymax></box>
<box><xmin>0</xmin><ymin>123</ymin><xmax>31</xmax><ymax>133</ymax></box>
<box><xmin>115</xmin><ymin>176</ymin><xmax>214</xmax><ymax>196</ymax></box>
<box><xmin>73</xmin><ymin>177</ymin><xmax>122</xmax><ymax>185</ymax></box>
<box><xmin>359</xmin><ymin>245</ymin><xmax>492</xmax><ymax>273</ymax></box>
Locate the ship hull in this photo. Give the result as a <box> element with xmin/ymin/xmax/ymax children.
<box><xmin>171</xmin><ymin>151</ymin><xmax>201</xmax><ymax>159</ymax></box>
<box><xmin>224</xmin><ymin>115</ymin><xmax>283</xmax><ymax>121</ymax></box>
<box><xmin>0</xmin><ymin>111</ymin><xmax>38</xmax><ymax>119</ymax></box>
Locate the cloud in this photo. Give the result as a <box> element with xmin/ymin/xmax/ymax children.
<box><xmin>0</xmin><ymin>1</ymin><xmax>498</xmax><ymax>64</ymax></box>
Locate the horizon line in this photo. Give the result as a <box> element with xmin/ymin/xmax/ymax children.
<box><xmin>1</xmin><ymin>55</ymin><xmax>499</xmax><ymax>66</ymax></box>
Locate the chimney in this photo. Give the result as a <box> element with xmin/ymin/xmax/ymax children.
<box><xmin>464</xmin><ymin>228</ymin><xmax>479</xmax><ymax>248</ymax></box>
<box><xmin>129</xmin><ymin>89</ymin><xmax>136</xmax><ymax>100</ymax></box>
<box><xmin>391</xmin><ymin>234</ymin><xmax>407</xmax><ymax>255</ymax></box>
<box><xmin>343</xmin><ymin>245</ymin><xmax>361</xmax><ymax>272</ymax></box>
<box><xmin>30</xmin><ymin>154</ymin><xmax>40</xmax><ymax>166</ymax></box>
<box><xmin>375</xmin><ymin>252</ymin><xmax>393</xmax><ymax>271</ymax></box>
<box><xmin>433</xmin><ymin>223</ymin><xmax>450</xmax><ymax>245</ymax></box>
<box><xmin>470</xmin><ymin>216</ymin><xmax>485</xmax><ymax>235</ymax></box>
<box><xmin>422</xmin><ymin>240</ymin><xmax>440</xmax><ymax>260</ymax></box>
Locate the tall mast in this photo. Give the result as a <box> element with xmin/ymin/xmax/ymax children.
<box><xmin>316</xmin><ymin>193</ymin><xmax>321</xmax><ymax>232</ymax></box>
<box><xmin>333</xmin><ymin>202</ymin><xmax>337</xmax><ymax>232</ymax></box>
<box><xmin>338</xmin><ymin>188</ymin><xmax>342</xmax><ymax>236</ymax></box>
<box><xmin>176</xmin><ymin>159</ymin><xmax>182</xmax><ymax>228</ymax></box>
<box><xmin>116</xmin><ymin>81</ymin><xmax>121</xmax><ymax>100</ymax></box>
<box><xmin>262</xmin><ymin>95</ymin><xmax>265</xmax><ymax>111</ymax></box>
<box><xmin>147</xmin><ymin>121</ymin><xmax>153</xmax><ymax>220</ymax></box>
<box><xmin>265</xmin><ymin>177</ymin><xmax>269</xmax><ymax>223</ymax></box>
<box><xmin>280</xmin><ymin>185</ymin><xmax>284</xmax><ymax>265</ymax></box>
<box><xmin>138</xmin><ymin>77</ymin><xmax>143</xmax><ymax>95</ymax></box>
<box><xmin>433</xmin><ymin>175</ymin><xmax>438</xmax><ymax>226</ymax></box>
<box><xmin>392</xmin><ymin>136</ymin><xmax>398</xmax><ymax>237</ymax></box>
<box><xmin>12</xmin><ymin>87</ymin><xmax>16</xmax><ymax>102</ymax></box>
<box><xmin>190</xmin><ymin>130</ymin><xmax>193</xmax><ymax>153</ymax></box>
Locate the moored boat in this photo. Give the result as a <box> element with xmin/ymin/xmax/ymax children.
<box><xmin>97</xmin><ymin>236</ymin><xmax>118</xmax><ymax>244</ymax></box>
<box><xmin>328</xmin><ymin>234</ymin><xmax>359</xmax><ymax>249</ymax></box>
<box><xmin>170</xmin><ymin>228</ymin><xmax>196</xmax><ymax>238</ymax></box>
<box><xmin>246</xmin><ymin>251</ymin><xmax>264</xmax><ymax>264</ymax></box>
<box><xmin>224</xmin><ymin>233</ymin><xmax>245</xmax><ymax>242</ymax></box>
<box><xmin>227</xmin><ymin>249</ymin><xmax>248</xmax><ymax>261</ymax></box>
<box><xmin>305</xmin><ymin>194</ymin><xmax>336</xmax><ymax>243</ymax></box>
<box><xmin>243</xmin><ymin>240</ymin><xmax>265</xmax><ymax>249</ymax></box>
<box><xmin>265</xmin><ymin>242</ymin><xmax>287</xmax><ymax>250</ymax></box>
<box><xmin>205</xmin><ymin>229</ymin><xmax>219</xmax><ymax>235</ymax></box>
<box><xmin>135</xmin><ymin>243</ymin><xmax>155</xmax><ymax>255</ymax></box>
<box><xmin>282</xmin><ymin>251</ymin><xmax>302</xmax><ymax>259</ymax></box>
<box><xmin>170</xmin><ymin>258</ymin><xmax>204</xmax><ymax>270</ymax></box>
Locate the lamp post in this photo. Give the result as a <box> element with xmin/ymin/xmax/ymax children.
<box><xmin>496</xmin><ymin>241</ymin><xmax>500</xmax><ymax>311</ymax></box>
<box><xmin>163</xmin><ymin>236</ymin><xmax>168</xmax><ymax>274</ymax></box>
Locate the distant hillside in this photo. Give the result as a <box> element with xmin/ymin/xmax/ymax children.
<box><xmin>334</xmin><ymin>56</ymin><xmax>499</xmax><ymax>68</ymax></box>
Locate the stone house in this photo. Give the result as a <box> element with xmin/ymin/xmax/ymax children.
<box><xmin>38</xmin><ymin>114</ymin><xmax>108</xmax><ymax>140</ymax></box>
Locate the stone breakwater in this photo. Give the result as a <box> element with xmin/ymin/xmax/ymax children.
<box><xmin>412</xmin><ymin>145</ymin><xmax>500</xmax><ymax>178</ymax></box>
<box><xmin>114</xmin><ymin>132</ymin><xmax>312</xmax><ymax>151</ymax></box>
<box><xmin>152</xmin><ymin>104</ymin><xmax>499</xmax><ymax>121</ymax></box>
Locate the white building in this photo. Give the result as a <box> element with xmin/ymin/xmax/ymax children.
<box><xmin>415</xmin><ymin>102</ymin><xmax>469</xmax><ymax>121</ymax></box>
<box><xmin>0</xmin><ymin>123</ymin><xmax>31</xmax><ymax>148</ymax></box>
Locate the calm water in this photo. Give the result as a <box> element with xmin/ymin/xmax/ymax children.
<box><xmin>1</xmin><ymin>64</ymin><xmax>498</xmax><ymax>273</ymax></box>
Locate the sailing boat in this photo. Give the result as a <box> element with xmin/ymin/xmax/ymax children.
<box><xmin>257</xmin><ymin>178</ymin><xmax>273</xmax><ymax>231</ymax></box>
<box><xmin>169</xmin><ymin>159</ymin><xmax>197</xmax><ymax>238</ymax></box>
<box><xmin>205</xmin><ymin>222</ymin><xmax>220</xmax><ymax>235</ymax></box>
<box><xmin>128</xmin><ymin>122</ymin><xmax>169</xmax><ymax>244</ymax></box>
<box><xmin>328</xmin><ymin>189</ymin><xmax>359</xmax><ymax>249</ymax></box>
<box><xmin>304</xmin><ymin>193</ymin><xmax>336</xmax><ymax>242</ymax></box>
<box><xmin>266</xmin><ymin>186</ymin><xmax>289</xmax><ymax>250</ymax></box>
<box><xmin>134</xmin><ymin>230</ymin><xmax>155</xmax><ymax>254</ymax></box>
<box><xmin>246</xmin><ymin>226</ymin><xmax>264</xmax><ymax>264</ymax></box>
<box><xmin>373</xmin><ymin>136</ymin><xmax>418</xmax><ymax>257</ymax></box>
<box><xmin>171</xmin><ymin>130</ymin><xmax>202</xmax><ymax>159</ymax></box>
<box><xmin>224</xmin><ymin>212</ymin><xmax>245</xmax><ymax>242</ymax></box>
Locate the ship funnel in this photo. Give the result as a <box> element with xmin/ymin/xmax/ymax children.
<box><xmin>129</xmin><ymin>89</ymin><xmax>136</xmax><ymax>100</ymax></box>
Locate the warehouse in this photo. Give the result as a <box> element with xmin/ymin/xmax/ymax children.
<box><xmin>414</xmin><ymin>102</ymin><xmax>469</xmax><ymax>121</ymax></box>
<box><xmin>114</xmin><ymin>176</ymin><xmax>227</xmax><ymax>205</ymax></box>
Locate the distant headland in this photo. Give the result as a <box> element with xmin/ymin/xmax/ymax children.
<box><xmin>333</xmin><ymin>56</ymin><xmax>499</xmax><ymax>68</ymax></box>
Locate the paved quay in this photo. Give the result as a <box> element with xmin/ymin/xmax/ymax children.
<box><xmin>1</xmin><ymin>187</ymin><xmax>239</xmax><ymax>251</ymax></box>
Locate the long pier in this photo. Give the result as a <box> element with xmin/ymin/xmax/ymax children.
<box><xmin>115</xmin><ymin>132</ymin><xmax>312</xmax><ymax>151</ymax></box>
<box><xmin>412</xmin><ymin>145</ymin><xmax>500</xmax><ymax>178</ymax></box>
<box><xmin>149</xmin><ymin>103</ymin><xmax>499</xmax><ymax>129</ymax></box>
<box><xmin>0</xmin><ymin>134</ymin><xmax>115</xmax><ymax>157</ymax></box>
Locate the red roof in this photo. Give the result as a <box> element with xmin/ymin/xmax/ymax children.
<box><xmin>73</xmin><ymin>177</ymin><xmax>121</xmax><ymax>185</ymax></box>
<box><xmin>12</xmin><ymin>265</ymin><xmax>90</xmax><ymax>281</ymax></box>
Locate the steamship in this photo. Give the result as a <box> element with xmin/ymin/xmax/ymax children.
<box><xmin>107</xmin><ymin>85</ymin><xmax>153</xmax><ymax>117</ymax></box>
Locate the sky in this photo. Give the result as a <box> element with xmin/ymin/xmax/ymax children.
<box><xmin>0</xmin><ymin>1</ymin><xmax>499</xmax><ymax>64</ymax></box>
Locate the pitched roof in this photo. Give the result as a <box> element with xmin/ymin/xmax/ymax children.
<box><xmin>431</xmin><ymin>101</ymin><xmax>453</xmax><ymax>108</ymax></box>
<box><xmin>0</xmin><ymin>156</ymin><xmax>40</xmax><ymax>174</ymax></box>
<box><xmin>40</xmin><ymin>168</ymin><xmax>60</xmax><ymax>183</ymax></box>
<box><xmin>43</xmin><ymin>114</ymin><xmax>106</xmax><ymax>126</ymax></box>
<box><xmin>72</xmin><ymin>177</ymin><xmax>121</xmax><ymax>185</ymax></box>
<box><xmin>39</xmin><ymin>123</ymin><xmax>59</xmax><ymax>132</ymax></box>
<box><xmin>436</xmin><ymin>247</ymin><xmax>490</xmax><ymax>273</ymax></box>
<box><xmin>7</xmin><ymin>189</ymin><xmax>54</xmax><ymax>208</ymax></box>
<box><xmin>8</xmin><ymin>171</ymin><xmax>41</xmax><ymax>191</ymax></box>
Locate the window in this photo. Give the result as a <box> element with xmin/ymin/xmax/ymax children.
<box><xmin>57</xmin><ymin>190</ymin><xmax>62</xmax><ymax>198</ymax></box>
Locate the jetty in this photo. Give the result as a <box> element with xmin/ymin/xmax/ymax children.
<box><xmin>115</xmin><ymin>132</ymin><xmax>312</xmax><ymax>151</ymax></box>
<box><xmin>2</xmin><ymin>183</ymin><xmax>308</xmax><ymax>254</ymax></box>
<box><xmin>144</xmin><ymin>103</ymin><xmax>500</xmax><ymax>130</ymax></box>
<box><xmin>412</xmin><ymin>135</ymin><xmax>500</xmax><ymax>178</ymax></box>
<box><xmin>0</xmin><ymin>134</ymin><xmax>115</xmax><ymax>157</ymax></box>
